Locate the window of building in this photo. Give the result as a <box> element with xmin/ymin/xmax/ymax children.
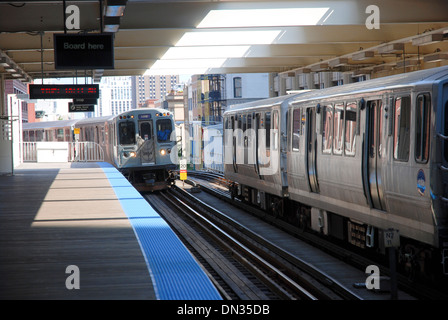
<box><xmin>233</xmin><ymin>77</ymin><xmax>242</xmax><ymax>98</ymax></box>
<box><xmin>415</xmin><ymin>93</ymin><xmax>431</xmax><ymax>163</ymax></box>
<box><xmin>393</xmin><ymin>96</ymin><xmax>411</xmax><ymax>161</ymax></box>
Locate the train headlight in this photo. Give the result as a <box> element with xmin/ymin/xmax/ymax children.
<box><xmin>160</xmin><ymin>149</ymin><xmax>166</xmax><ymax>156</ymax></box>
<box><xmin>123</xmin><ymin>151</ymin><xmax>137</xmax><ymax>158</ymax></box>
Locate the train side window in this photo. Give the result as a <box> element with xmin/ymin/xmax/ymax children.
<box><xmin>322</xmin><ymin>105</ymin><xmax>333</xmax><ymax>154</ymax></box>
<box><xmin>265</xmin><ymin>112</ymin><xmax>271</xmax><ymax>149</ymax></box>
<box><xmin>292</xmin><ymin>108</ymin><xmax>301</xmax><ymax>151</ymax></box>
<box><xmin>445</xmin><ymin>101</ymin><xmax>448</xmax><ymax>162</ymax></box>
<box><xmin>156</xmin><ymin>119</ymin><xmax>172</xmax><ymax>142</ymax></box>
<box><xmin>345</xmin><ymin>102</ymin><xmax>357</xmax><ymax>156</ymax></box>
<box><xmin>119</xmin><ymin>121</ymin><xmax>136</xmax><ymax>145</ymax></box>
<box><xmin>393</xmin><ymin>96</ymin><xmax>411</xmax><ymax>161</ymax></box>
<box><xmin>57</xmin><ymin>129</ymin><xmax>64</xmax><ymax>141</ymax></box>
<box><xmin>333</xmin><ymin>103</ymin><xmax>344</xmax><ymax>155</ymax></box>
<box><xmin>415</xmin><ymin>93</ymin><xmax>431</xmax><ymax>163</ymax></box>
<box><xmin>272</xmin><ymin>110</ymin><xmax>279</xmax><ymax>151</ymax></box>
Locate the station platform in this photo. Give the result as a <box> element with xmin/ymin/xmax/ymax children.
<box><xmin>0</xmin><ymin>162</ymin><xmax>221</xmax><ymax>300</ymax></box>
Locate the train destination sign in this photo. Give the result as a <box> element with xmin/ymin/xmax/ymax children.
<box><xmin>54</xmin><ymin>33</ymin><xmax>114</xmax><ymax>69</ymax></box>
<box><xmin>29</xmin><ymin>84</ymin><xmax>100</xmax><ymax>100</ymax></box>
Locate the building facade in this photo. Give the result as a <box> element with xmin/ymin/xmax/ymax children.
<box><xmin>185</xmin><ymin>73</ymin><xmax>271</xmax><ymax>125</ymax></box>
<box><xmin>99</xmin><ymin>76</ymin><xmax>134</xmax><ymax>117</ymax></box>
<box><xmin>134</xmin><ymin>75</ymin><xmax>179</xmax><ymax>108</ymax></box>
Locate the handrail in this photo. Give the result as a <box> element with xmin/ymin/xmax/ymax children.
<box><xmin>22</xmin><ymin>141</ymin><xmax>104</xmax><ymax>162</ymax></box>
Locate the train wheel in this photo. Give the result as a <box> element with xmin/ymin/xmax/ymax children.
<box><xmin>271</xmin><ymin>198</ymin><xmax>283</xmax><ymax>218</ymax></box>
<box><xmin>399</xmin><ymin>245</ymin><xmax>419</xmax><ymax>282</ymax></box>
<box><xmin>296</xmin><ymin>207</ymin><xmax>308</xmax><ymax>232</ymax></box>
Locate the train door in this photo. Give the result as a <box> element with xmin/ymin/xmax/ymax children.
<box><xmin>231</xmin><ymin>116</ymin><xmax>238</xmax><ymax>173</ymax></box>
<box><xmin>306</xmin><ymin>107</ymin><xmax>319</xmax><ymax>193</ymax></box>
<box><xmin>139</xmin><ymin>120</ymin><xmax>155</xmax><ymax>164</ymax></box>
<box><xmin>254</xmin><ymin>112</ymin><xmax>264</xmax><ymax>178</ymax></box>
<box><xmin>363</xmin><ymin>99</ymin><xmax>386</xmax><ymax>210</ymax></box>
<box><xmin>244</xmin><ymin>114</ymin><xmax>251</xmax><ymax>166</ymax></box>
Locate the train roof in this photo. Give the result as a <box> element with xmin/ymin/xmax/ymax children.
<box><xmin>22</xmin><ymin>108</ymin><xmax>175</xmax><ymax>131</ymax></box>
<box><xmin>75</xmin><ymin>115</ymin><xmax>115</xmax><ymax>126</ymax></box>
<box><xmin>22</xmin><ymin>119</ymin><xmax>79</xmax><ymax>130</ymax></box>
<box><xmin>224</xmin><ymin>92</ymin><xmax>306</xmax><ymax>114</ymax></box>
<box><xmin>290</xmin><ymin>65</ymin><xmax>448</xmax><ymax>104</ymax></box>
<box><xmin>224</xmin><ymin>66</ymin><xmax>448</xmax><ymax>115</ymax></box>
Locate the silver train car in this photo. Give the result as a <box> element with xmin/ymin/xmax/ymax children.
<box><xmin>224</xmin><ymin>66</ymin><xmax>448</xmax><ymax>278</ymax></box>
<box><xmin>23</xmin><ymin>108</ymin><xmax>177</xmax><ymax>191</ymax></box>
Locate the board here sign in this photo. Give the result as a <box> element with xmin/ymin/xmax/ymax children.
<box><xmin>54</xmin><ymin>33</ymin><xmax>114</xmax><ymax>69</ymax></box>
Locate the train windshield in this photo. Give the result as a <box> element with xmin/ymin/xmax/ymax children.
<box><xmin>119</xmin><ymin>121</ymin><xmax>136</xmax><ymax>145</ymax></box>
<box><xmin>156</xmin><ymin>119</ymin><xmax>172</xmax><ymax>142</ymax></box>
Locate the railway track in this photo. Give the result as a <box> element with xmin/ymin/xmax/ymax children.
<box><xmin>144</xmin><ymin>185</ymin><xmax>361</xmax><ymax>300</ymax></box>
<box><xmin>184</xmin><ymin>170</ymin><xmax>448</xmax><ymax>300</ymax></box>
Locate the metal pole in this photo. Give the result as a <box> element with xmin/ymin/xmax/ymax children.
<box><xmin>99</xmin><ymin>0</ymin><xmax>104</xmax><ymax>33</ymax></box>
<box><xmin>389</xmin><ymin>247</ymin><xmax>398</xmax><ymax>300</ymax></box>
<box><xmin>63</xmin><ymin>0</ymin><xmax>67</xmax><ymax>34</ymax></box>
<box><xmin>40</xmin><ymin>32</ymin><xmax>44</xmax><ymax>84</ymax></box>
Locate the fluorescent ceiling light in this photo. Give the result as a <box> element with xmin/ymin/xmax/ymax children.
<box><xmin>197</xmin><ymin>8</ymin><xmax>329</xmax><ymax>28</ymax></box>
<box><xmin>424</xmin><ymin>52</ymin><xmax>448</xmax><ymax>63</ymax></box>
<box><xmin>105</xmin><ymin>0</ymin><xmax>127</xmax><ymax>17</ymax></box>
<box><xmin>0</xmin><ymin>57</ymin><xmax>11</xmax><ymax>67</ymax></box>
<box><xmin>151</xmin><ymin>58</ymin><xmax>227</xmax><ymax>69</ymax></box>
<box><xmin>412</xmin><ymin>33</ymin><xmax>444</xmax><ymax>46</ymax></box>
<box><xmin>372</xmin><ymin>65</ymin><xmax>393</xmax><ymax>73</ymax></box>
<box><xmin>396</xmin><ymin>59</ymin><xmax>419</xmax><ymax>68</ymax></box>
<box><xmin>310</xmin><ymin>63</ymin><xmax>328</xmax><ymax>72</ymax></box>
<box><xmin>378</xmin><ymin>43</ymin><xmax>404</xmax><ymax>54</ymax></box>
<box><xmin>176</xmin><ymin>30</ymin><xmax>282</xmax><ymax>46</ymax></box>
<box><xmin>161</xmin><ymin>46</ymin><xmax>250</xmax><ymax>59</ymax></box>
<box><xmin>144</xmin><ymin>68</ymin><xmax>213</xmax><ymax>76</ymax></box>
<box><xmin>328</xmin><ymin>58</ymin><xmax>348</xmax><ymax>67</ymax></box>
<box><xmin>352</xmin><ymin>51</ymin><xmax>374</xmax><ymax>61</ymax></box>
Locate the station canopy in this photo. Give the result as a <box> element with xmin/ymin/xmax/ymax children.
<box><xmin>1</xmin><ymin>0</ymin><xmax>448</xmax><ymax>82</ymax></box>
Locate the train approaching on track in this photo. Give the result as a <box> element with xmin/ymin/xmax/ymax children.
<box><xmin>23</xmin><ymin>108</ymin><xmax>177</xmax><ymax>191</ymax></box>
<box><xmin>223</xmin><ymin>66</ymin><xmax>448</xmax><ymax>279</ymax></box>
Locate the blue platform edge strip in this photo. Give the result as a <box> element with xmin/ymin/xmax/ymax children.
<box><xmin>97</xmin><ymin>162</ymin><xmax>222</xmax><ymax>300</ymax></box>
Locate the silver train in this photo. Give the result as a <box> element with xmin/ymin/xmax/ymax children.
<box><xmin>223</xmin><ymin>66</ymin><xmax>448</xmax><ymax>278</ymax></box>
<box><xmin>23</xmin><ymin>108</ymin><xmax>177</xmax><ymax>191</ymax></box>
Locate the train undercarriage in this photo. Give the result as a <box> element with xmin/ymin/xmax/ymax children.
<box><xmin>122</xmin><ymin>167</ymin><xmax>176</xmax><ymax>192</ymax></box>
<box><xmin>230</xmin><ymin>182</ymin><xmax>444</xmax><ymax>283</ymax></box>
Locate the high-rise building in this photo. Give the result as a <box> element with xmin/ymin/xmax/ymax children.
<box><xmin>99</xmin><ymin>76</ymin><xmax>133</xmax><ymax>117</ymax></box>
<box><xmin>134</xmin><ymin>75</ymin><xmax>179</xmax><ymax>107</ymax></box>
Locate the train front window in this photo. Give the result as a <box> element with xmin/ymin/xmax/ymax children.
<box><xmin>156</xmin><ymin>119</ymin><xmax>172</xmax><ymax>142</ymax></box>
<box><xmin>140</xmin><ymin>122</ymin><xmax>152</xmax><ymax>140</ymax></box>
<box><xmin>119</xmin><ymin>121</ymin><xmax>136</xmax><ymax>145</ymax></box>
